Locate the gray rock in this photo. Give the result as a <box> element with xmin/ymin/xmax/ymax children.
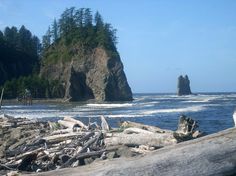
<box><xmin>40</xmin><ymin>48</ymin><xmax>133</xmax><ymax>101</ymax></box>
<box><xmin>177</xmin><ymin>75</ymin><xmax>192</xmax><ymax>96</ymax></box>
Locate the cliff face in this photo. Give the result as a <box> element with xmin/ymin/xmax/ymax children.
<box><xmin>177</xmin><ymin>75</ymin><xmax>192</xmax><ymax>96</ymax></box>
<box><xmin>40</xmin><ymin>47</ymin><xmax>132</xmax><ymax>101</ymax></box>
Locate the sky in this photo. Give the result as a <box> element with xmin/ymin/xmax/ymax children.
<box><xmin>0</xmin><ymin>0</ymin><xmax>236</xmax><ymax>93</ymax></box>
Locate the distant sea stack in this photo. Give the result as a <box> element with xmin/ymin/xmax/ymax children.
<box><xmin>177</xmin><ymin>75</ymin><xmax>192</xmax><ymax>96</ymax></box>
<box><xmin>40</xmin><ymin>8</ymin><xmax>132</xmax><ymax>102</ymax></box>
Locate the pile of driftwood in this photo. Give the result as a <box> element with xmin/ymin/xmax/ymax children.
<box><xmin>0</xmin><ymin>114</ymin><xmax>203</xmax><ymax>175</ymax></box>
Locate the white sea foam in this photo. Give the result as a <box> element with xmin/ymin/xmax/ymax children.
<box><xmin>106</xmin><ymin>114</ymin><xmax>145</xmax><ymax>118</ymax></box>
<box><xmin>86</xmin><ymin>103</ymin><xmax>133</xmax><ymax>108</ymax></box>
<box><xmin>142</xmin><ymin>105</ymin><xmax>205</xmax><ymax>115</ymax></box>
<box><xmin>136</xmin><ymin>101</ymin><xmax>159</xmax><ymax>107</ymax></box>
<box><xmin>184</xmin><ymin>99</ymin><xmax>212</xmax><ymax>103</ymax></box>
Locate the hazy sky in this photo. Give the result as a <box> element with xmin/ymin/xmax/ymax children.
<box><xmin>0</xmin><ymin>0</ymin><xmax>236</xmax><ymax>93</ymax></box>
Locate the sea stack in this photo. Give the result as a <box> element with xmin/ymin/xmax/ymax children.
<box><xmin>177</xmin><ymin>75</ymin><xmax>192</xmax><ymax>96</ymax></box>
<box><xmin>40</xmin><ymin>8</ymin><xmax>133</xmax><ymax>102</ymax></box>
<box><xmin>40</xmin><ymin>48</ymin><xmax>133</xmax><ymax>102</ymax></box>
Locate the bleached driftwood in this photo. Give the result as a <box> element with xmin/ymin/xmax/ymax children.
<box><xmin>58</xmin><ymin>120</ymin><xmax>78</xmax><ymax>129</ymax></box>
<box><xmin>120</xmin><ymin>121</ymin><xmax>167</xmax><ymax>133</ymax></box>
<box><xmin>28</xmin><ymin>127</ymin><xmax>236</xmax><ymax>176</ymax></box>
<box><xmin>8</xmin><ymin>147</ymin><xmax>44</xmax><ymax>161</ymax></box>
<box><xmin>100</xmin><ymin>115</ymin><xmax>111</xmax><ymax>131</ymax></box>
<box><xmin>43</xmin><ymin>132</ymin><xmax>86</xmax><ymax>144</ymax></box>
<box><xmin>130</xmin><ymin>145</ymin><xmax>155</xmax><ymax>154</ymax></box>
<box><xmin>50</xmin><ymin>129</ymin><xmax>73</xmax><ymax>135</ymax></box>
<box><xmin>63</xmin><ymin>116</ymin><xmax>88</xmax><ymax>129</ymax></box>
<box><xmin>123</xmin><ymin>127</ymin><xmax>155</xmax><ymax>135</ymax></box>
<box><xmin>105</xmin><ymin>129</ymin><xmax>177</xmax><ymax>148</ymax></box>
<box><xmin>61</xmin><ymin>132</ymin><xmax>102</xmax><ymax>168</ymax></box>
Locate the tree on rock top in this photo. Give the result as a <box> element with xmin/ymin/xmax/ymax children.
<box><xmin>41</xmin><ymin>7</ymin><xmax>117</xmax><ymax>59</ymax></box>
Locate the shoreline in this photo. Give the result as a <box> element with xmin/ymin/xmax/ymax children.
<box><xmin>1</xmin><ymin>98</ymin><xmax>65</xmax><ymax>104</ymax></box>
<box><xmin>26</xmin><ymin>127</ymin><xmax>236</xmax><ymax>176</ymax></box>
<box><xmin>0</xmin><ymin>115</ymin><xmax>203</xmax><ymax>175</ymax></box>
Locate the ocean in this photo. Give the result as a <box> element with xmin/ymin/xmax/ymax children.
<box><xmin>1</xmin><ymin>93</ymin><xmax>236</xmax><ymax>134</ymax></box>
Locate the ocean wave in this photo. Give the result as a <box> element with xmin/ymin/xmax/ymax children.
<box><xmin>142</xmin><ymin>105</ymin><xmax>206</xmax><ymax>115</ymax></box>
<box><xmin>86</xmin><ymin>103</ymin><xmax>133</xmax><ymax>108</ymax></box>
<box><xmin>135</xmin><ymin>101</ymin><xmax>159</xmax><ymax>107</ymax></box>
<box><xmin>184</xmin><ymin>99</ymin><xmax>212</xmax><ymax>103</ymax></box>
<box><xmin>106</xmin><ymin>114</ymin><xmax>145</xmax><ymax>118</ymax></box>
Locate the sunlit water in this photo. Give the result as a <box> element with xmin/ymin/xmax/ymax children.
<box><xmin>1</xmin><ymin>93</ymin><xmax>236</xmax><ymax>134</ymax></box>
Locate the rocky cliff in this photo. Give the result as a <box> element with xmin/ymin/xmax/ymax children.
<box><xmin>40</xmin><ymin>47</ymin><xmax>132</xmax><ymax>101</ymax></box>
<box><xmin>177</xmin><ymin>75</ymin><xmax>192</xmax><ymax>96</ymax></box>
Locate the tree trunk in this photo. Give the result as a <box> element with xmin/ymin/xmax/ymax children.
<box><xmin>105</xmin><ymin>129</ymin><xmax>177</xmax><ymax>148</ymax></box>
<box><xmin>0</xmin><ymin>88</ymin><xmax>4</xmax><ymax>109</ymax></box>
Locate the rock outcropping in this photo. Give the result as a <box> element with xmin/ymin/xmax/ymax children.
<box><xmin>40</xmin><ymin>47</ymin><xmax>132</xmax><ymax>101</ymax></box>
<box><xmin>177</xmin><ymin>75</ymin><xmax>192</xmax><ymax>96</ymax></box>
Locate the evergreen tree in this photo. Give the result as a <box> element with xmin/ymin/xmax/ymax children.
<box><xmin>0</xmin><ymin>31</ymin><xmax>3</xmax><ymax>39</ymax></box>
<box><xmin>52</xmin><ymin>19</ymin><xmax>59</xmax><ymax>42</ymax></box>
<box><xmin>4</xmin><ymin>26</ymin><xmax>18</xmax><ymax>45</ymax></box>
<box><xmin>84</xmin><ymin>8</ymin><xmax>93</xmax><ymax>27</ymax></box>
<box><xmin>58</xmin><ymin>7</ymin><xmax>76</xmax><ymax>37</ymax></box>
<box><xmin>74</xmin><ymin>8</ymin><xmax>84</xmax><ymax>28</ymax></box>
<box><xmin>31</xmin><ymin>35</ymin><xmax>41</xmax><ymax>56</ymax></box>
<box><xmin>42</xmin><ymin>27</ymin><xmax>51</xmax><ymax>49</ymax></box>
<box><xmin>18</xmin><ymin>25</ymin><xmax>33</xmax><ymax>53</ymax></box>
<box><xmin>42</xmin><ymin>7</ymin><xmax>118</xmax><ymax>59</ymax></box>
<box><xmin>94</xmin><ymin>11</ymin><xmax>103</xmax><ymax>27</ymax></box>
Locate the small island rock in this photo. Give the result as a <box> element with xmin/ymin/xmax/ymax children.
<box><xmin>177</xmin><ymin>75</ymin><xmax>192</xmax><ymax>96</ymax></box>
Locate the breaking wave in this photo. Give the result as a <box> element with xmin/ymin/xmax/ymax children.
<box><xmin>86</xmin><ymin>103</ymin><xmax>133</xmax><ymax>108</ymax></box>
<box><xmin>142</xmin><ymin>105</ymin><xmax>206</xmax><ymax>115</ymax></box>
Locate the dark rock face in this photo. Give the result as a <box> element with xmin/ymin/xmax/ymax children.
<box><xmin>177</xmin><ymin>75</ymin><xmax>192</xmax><ymax>96</ymax></box>
<box><xmin>40</xmin><ymin>48</ymin><xmax>133</xmax><ymax>101</ymax></box>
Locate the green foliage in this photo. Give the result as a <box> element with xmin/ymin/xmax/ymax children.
<box><xmin>0</xmin><ymin>25</ymin><xmax>40</xmax><ymax>85</ymax></box>
<box><xmin>1</xmin><ymin>25</ymin><xmax>41</xmax><ymax>58</ymax></box>
<box><xmin>42</xmin><ymin>27</ymin><xmax>51</xmax><ymax>50</ymax></box>
<box><xmin>52</xmin><ymin>19</ymin><xmax>59</xmax><ymax>42</ymax></box>
<box><xmin>1</xmin><ymin>75</ymin><xmax>64</xmax><ymax>99</ymax></box>
<box><xmin>42</xmin><ymin>7</ymin><xmax>118</xmax><ymax>64</ymax></box>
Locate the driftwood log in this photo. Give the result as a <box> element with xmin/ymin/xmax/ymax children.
<box><xmin>120</xmin><ymin>121</ymin><xmax>168</xmax><ymax>133</ymax></box>
<box><xmin>26</xmin><ymin>127</ymin><xmax>236</xmax><ymax>176</ymax></box>
<box><xmin>100</xmin><ymin>115</ymin><xmax>111</xmax><ymax>131</ymax></box>
<box><xmin>58</xmin><ymin>120</ymin><xmax>78</xmax><ymax>129</ymax></box>
<box><xmin>43</xmin><ymin>132</ymin><xmax>87</xmax><ymax>144</ymax></box>
<box><xmin>63</xmin><ymin>116</ymin><xmax>88</xmax><ymax>130</ymax></box>
<box><xmin>105</xmin><ymin>128</ymin><xmax>177</xmax><ymax>148</ymax></box>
